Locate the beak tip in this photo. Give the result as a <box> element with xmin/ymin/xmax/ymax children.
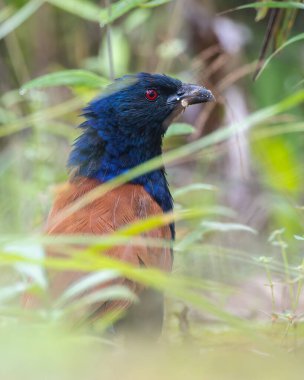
<box><xmin>203</xmin><ymin>89</ymin><xmax>215</xmax><ymax>103</ymax></box>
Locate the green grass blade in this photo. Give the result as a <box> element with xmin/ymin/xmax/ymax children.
<box><xmin>200</xmin><ymin>221</ymin><xmax>257</xmax><ymax>235</ymax></box>
<box><xmin>54</xmin><ymin>270</ymin><xmax>121</xmax><ymax>308</ymax></box>
<box><xmin>20</xmin><ymin>70</ymin><xmax>110</xmax><ymax>92</ymax></box>
<box><xmin>173</xmin><ymin>183</ymin><xmax>217</xmax><ymax>198</ymax></box>
<box><xmin>0</xmin><ymin>97</ymin><xmax>83</xmax><ymax>138</ymax></box>
<box><xmin>0</xmin><ymin>5</ymin><xmax>14</xmax><ymax>24</ymax></box>
<box><xmin>47</xmin><ymin>0</ymin><xmax>102</xmax><ymax>22</ymax></box>
<box><xmin>0</xmin><ymin>0</ymin><xmax>43</xmax><ymax>40</ymax></box>
<box><xmin>255</xmin><ymin>33</ymin><xmax>304</xmax><ymax>80</ymax></box>
<box><xmin>220</xmin><ymin>1</ymin><xmax>304</xmax><ymax>15</ymax></box>
<box><xmin>165</xmin><ymin>123</ymin><xmax>195</xmax><ymax>138</ymax></box>
<box><xmin>61</xmin><ymin>285</ymin><xmax>137</xmax><ymax>314</ymax></box>
<box><xmin>99</xmin><ymin>0</ymin><xmax>149</xmax><ymax>26</ymax></box>
<box><xmin>141</xmin><ymin>0</ymin><xmax>172</xmax><ymax>7</ymax></box>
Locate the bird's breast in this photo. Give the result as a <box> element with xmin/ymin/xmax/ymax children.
<box><xmin>46</xmin><ymin>177</ymin><xmax>172</xmax><ymax>271</ymax></box>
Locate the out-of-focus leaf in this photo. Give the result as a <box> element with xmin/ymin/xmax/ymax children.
<box><xmin>294</xmin><ymin>235</ymin><xmax>304</xmax><ymax>241</ymax></box>
<box><xmin>252</xmin><ymin>123</ymin><xmax>304</xmax><ymax>140</ymax></box>
<box><xmin>268</xmin><ymin>228</ymin><xmax>285</xmax><ymax>243</ymax></box>
<box><xmin>157</xmin><ymin>39</ymin><xmax>185</xmax><ymax>59</ymax></box>
<box><xmin>173</xmin><ymin>183</ymin><xmax>217</xmax><ymax>198</ymax></box>
<box><xmin>0</xmin><ymin>97</ymin><xmax>83</xmax><ymax>138</ymax></box>
<box><xmin>55</xmin><ymin>270</ymin><xmax>121</xmax><ymax>307</ymax></box>
<box><xmin>0</xmin><ymin>107</ymin><xmax>17</xmax><ymax>124</ymax></box>
<box><xmin>4</xmin><ymin>243</ymin><xmax>47</xmax><ymax>288</ymax></box>
<box><xmin>20</xmin><ymin>70</ymin><xmax>110</xmax><ymax>92</ymax></box>
<box><xmin>200</xmin><ymin>221</ymin><xmax>257</xmax><ymax>234</ymax></box>
<box><xmin>141</xmin><ymin>0</ymin><xmax>172</xmax><ymax>7</ymax></box>
<box><xmin>99</xmin><ymin>0</ymin><xmax>149</xmax><ymax>26</ymax></box>
<box><xmin>0</xmin><ymin>0</ymin><xmax>43</xmax><ymax>40</ymax></box>
<box><xmin>47</xmin><ymin>0</ymin><xmax>101</xmax><ymax>22</ymax></box>
<box><xmin>252</xmin><ymin>136</ymin><xmax>300</xmax><ymax>193</ymax></box>
<box><xmin>274</xmin><ymin>8</ymin><xmax>298</xmax><ymax>49</ymax></box>
<box><xmin>124</xmin><ymin>8</ymin><xmax>150</xmax><ymax>31</ymax></box>
<box><xmin>0</xmin><ymin>5</ymin><xmax>14</xmax><ymax>24</ymax></box>
<box><xmin>255</xmin><ymin>256</ymin><xmax>273</xmax><ymax>264</ymax></box>
<box><xmin>221</xmin><ymin>1</ymin><xmax>304</xmax><ymax>15</ymax></box>
<box><xmin>166</xmin><ymin>123</ymin><xmax>195</xmax><ymax>137</ymax></box>
<box><xmin>255</xmin><ymin>0</ymin><xmax>270</xmax><ymax>21</ymax></box>
<box><xmin>175</xmin><ymin>228</ymin><xmax>205</xmax><ymax>251</ymax></box>
<box><xmin>100</xmin><ymin>27</ymin><xmax>130</xmax><ymax>78</ymax></box>
<box><xmin>297</xmin><ymin>78</ymin><xmax>304</xmax><ymax>87</ymax></box>
<box><xmin>61</xmin><ymin>286</ymin><xmax>137</xmax><ymax>313</ymax></box>
<box><xmin>0</xmin><ymin>283</ymin><xmax>30</xmax><ymax>303</ymax></box>
<box><xmin>256</xmin><ymin>33</ymin><xmax>304</xmax><ymax>79</ymax></box>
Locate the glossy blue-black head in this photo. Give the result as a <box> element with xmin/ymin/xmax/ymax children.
<box><xmin>89</xmin><ymin>72</ymin><xmax>213</xmax><ymax>136</ymax></box>
<box><xmin>68</xmin><ymin>73</ymin><xmax>214</xmax><ymax>177</ymax></box>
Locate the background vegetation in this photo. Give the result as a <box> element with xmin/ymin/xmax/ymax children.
<box><xmin>0</xmin><ymin>0</ymin><xmax>303</xmax><ymax>378</ymax></box>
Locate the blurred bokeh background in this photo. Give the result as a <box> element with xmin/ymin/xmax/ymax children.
<box><xmin>0</xmin><ymin>0</ymin><xmax>304</xmax><ymax>378</ymax></box>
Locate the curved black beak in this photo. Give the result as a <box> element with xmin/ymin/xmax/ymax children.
<box><xmin>163</xmin><ymin>82</ymin><xmax>215</xmax><ymax>130</ymax></box>
<box><xmin>167</xmin><ymin>83</ymin><xmax>215</xmax><ymax>107</ymax></box>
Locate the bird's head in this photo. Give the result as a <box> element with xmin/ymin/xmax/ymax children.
<box><xmin>87</xmin><ymin>72</ymin><xmax>214</xmax><ymax>139</ymax></box>
<box><xmin>69</xmin><ymin>73</ymin><xmax>214</xmax><ymax>176</ymax></box>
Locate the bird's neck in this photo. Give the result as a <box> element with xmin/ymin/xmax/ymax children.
<box><xmin>68</xmin><ymin>125</ymin><xmax>175</xmax><ymax>237</ymax></box>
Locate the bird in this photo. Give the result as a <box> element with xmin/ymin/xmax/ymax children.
<box><xmin>26</xmin><ymin>73</ymin><xmax>214</xmax><ymax>336</ymax></box>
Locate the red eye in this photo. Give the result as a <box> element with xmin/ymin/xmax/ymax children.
<box><xmin>145</xmin><ymin>89</ymin><xmax>158</xmax><ymax>101</ymax></box>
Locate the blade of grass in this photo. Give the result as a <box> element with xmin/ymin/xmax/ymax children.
<box><xmin>99</xmin><ymin>0</ymin><xmax>149</xmax><ymax>26</ymax></box>
<box><xmin>141</xmin><ymin>0</ymin><xmax>172</xmax><ymax>7</ymax></box>
<box><xmin>255</xmin><ymin>33</ymin><xmax>304</xmax><ymax>80</ymax></box>
<box><xmin>165</xmin><ymin>123</ymin><xmax>195</xmax><ymax>138</ymax></box>
<box><xmin>0</xmin><ymin>4</ymin><xmax>14</xmax><ymax>24</ymax></box>
<box><xmin>20</xmin><ymin>70</ymin><xmax>110</xmax><ymax>92</ymax></box>
<box><xmin>219</xmin><ymin>1</ymin><xmax>304</xmax><ymax>16</ymax></box>
<box><xmin>54</xmin><ymin>270</ymin><xmax>121</xmax><ymax>308</ymax></box>
<box><xmin>0</xmin><ymin>0</ymin><xmax>43</xmax><ymax>40</ymax></box>
<box><xmin>173</xmin><ymin>183</ymin><xmax>217</xmax><ymax>198</ymax></box>
<box><xmin>0</xmin><ymin>97</ymin><xmax>83</xmax><ymax>138</ymax></box>
<box><xmin>0</xmin><ymin>249</ymin><xmax>248</xmax><ymax>329</ymax></box>
<box><xmin>47</xmin><ymin>0</ymin><xmax>102</xmax><ymax>22</ymax></box>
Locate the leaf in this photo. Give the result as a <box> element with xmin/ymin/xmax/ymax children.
<box><xmin>252</xmin><ymin>136</ymin><xmax>301</xmax><ymax>193</ymax></box>
<box><xmin>46</xmin><ymin>0</ymin><xmax>102</xmax><ymax>22</ymax></box>
<box><xmin>0</xmin><ymin>283</ymin><xmax>30</xmax><ymax>303</ymax></box>
<box><xmin>268</xmin><ymin>228</ymin><xmax>285</xmax><ymax>242</ymax></box>
<box><xmin>3</xmin><ymin>243</ymin><xmax>47</xmax><ymax>289</ymax></box>
<box><xmin>201</xmin><ymin>221</ymin><xmax>257</xmax><ymax>234</ymax></box>
<box><xmin>123</xmin><ymin>8</ymin><xmax>150</xmax><ymax>32</ymax></box>
<box><xmin>141</xmin><ymin>0</ymin><xmax>172</xmax><ymax>7</ymax></box>
<box><xmin>255</xmin><ymin>33</ymin><xmax>304</xmax><ymax>80</ymax></box>
<box><xmin>165</xmin><ymin>123</ymin><xmax>195</xmax><ymax>137</ymax></box>
<box><xmin>173</xmin><ymin>183</ymin><xmax>217</xmax><ymax>198</ymax></box>
<box><xmin>55</xmin><ymin>270</ymin><xmax>121</xmax><ymax>307</ymax></box>
<box><xmin>20</xmin><ymin>70</ymin><xmax>110</xmax><ymax>92</ymax></box>
<box><xmin>255</xmin><ymin>0</ymin><xmax>270</xmax><ymax>21</ymax></box>
<box><xmin>0</xmin><ymin>0</ymin><xmax>43</xmax><ymax>40</ymax></box>
<box><xmin>295</xmin><ymin>235</ymin><xmax>304</xmax><ymax>241</ymax></box>
<box><xmin>0</xmin><ymin>5</ymin><xmax>15</xmax><ymax>24</ymax></box>
<box><xmin>255</xmin><ymin>256</ymin><xmax>273</xmax><ymax>264</ymax></box>
<box><xmin>62</xmin><ymin>285</ymin><xmax>137</xmax><ymax>313</ymax></box>
<box><xmin>99</xmin><ymin>0</ymin><xmax>149</xmax><ymax>26</ymax></box>
<box><xmin>220</xmin><ymin>1</ymin><xmax>304</xmax><ymax>16</ymax></box>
